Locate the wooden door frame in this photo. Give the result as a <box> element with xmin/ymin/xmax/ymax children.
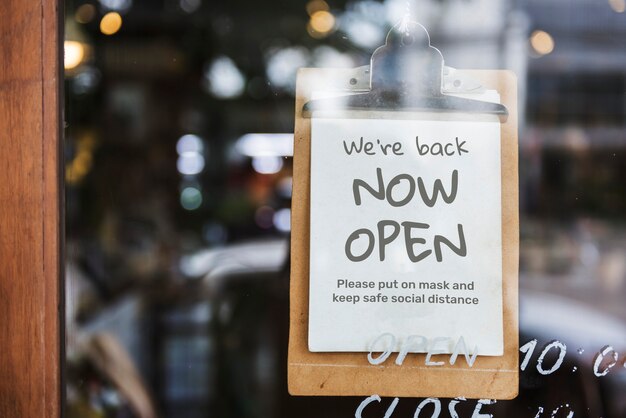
<box><xmin>0</xmin><ymin>1</ymin><xmax>63</xmax><ymax>416</ymax></box>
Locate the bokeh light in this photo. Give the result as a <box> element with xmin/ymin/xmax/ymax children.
<box><xmin>273</xmin><ymin>208</ymin><xmax>291</xmax><ymax>232</ymax></box>
<box><xmin>100</xmin><ymin>12</ymin><xmax>123</xmax><ymax>35</ymax></box>
<box><xmin>75</xmin><ymin>4</ymin><xmax>96</xmax><ymax>24</ymax></box>
<box><xmin>176</xmin><ymin>134</ymin><xmax>204</xmax><ymax>155</ymax></box>
<box><xmin>71</xmin><ymin>67</ymin><xmax>101</xmax><ymax>95</ymax></box>
<box><xmin>65</xmin><ymin>133</ymin><xmax>96</xmax><ymax>185</ymax></box>
<box><xmin>236</xmin><ymin>133</ymin><xmax>293</xmax><ymax>158</ymax></box>
<box><xmin>530</xmin><ymin>30</ymin><xmax>554</xmax><ymax>56</ymax></box>
<box><xmin>306</xmin><ymin>0</ymin><xmax>329</xmax><ymax>16</ymax></box>
<box><xmin>308</xmin><ymin>10</ymin><xmax>336</xmax><ymax>37</ymax></box>
<box><xmin>177</xmin><ymin>152</ymin><xmax>205</xmax><ymax>176</ymax></box>
<box><xmin>64</xmin><ymin>41</ymin><xmax>85</xmax><ymax>70</ymax></box>
<box><xmin>312</xmin><ymin>46</ymin><xmax>354</xmax><ymax>68</ymax></box>
<box><xmin>252</xmin><ymin>156</ymin><xmax>283</xmax><ymax>175</ymax></box>
<box><xmin>99</xmin><ymin>0</ymin><xmax>132</xmax><ymax>12</ymax></box>
<box><xmin>204</xmin><ymin>56</ymin><xmax>245</xmax><ymax>99</ymax></box>
<box><xmin>265</xmin><ymin>47</ymin><xmax>309</xmax><ymax>91</ymax></box>
<box><xmin>180</xmin><ymin>187</ymin><xmax>203</xmax><ymax>210</ymax></box>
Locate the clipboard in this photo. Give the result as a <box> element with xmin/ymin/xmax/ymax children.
<box><xmin>288</xmin><ymin>22</ymin><xmax>519</xmax><ymax>400</ymax></box>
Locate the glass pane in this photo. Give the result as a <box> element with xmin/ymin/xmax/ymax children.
<box><xmin>64</xmin><ymin>0</ymin><xmax>626</xmax><ymax>417</ymax></box>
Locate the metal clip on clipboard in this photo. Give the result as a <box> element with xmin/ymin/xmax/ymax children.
<box><xmin>302</xmin><ymin>21</ymin><xmax>508</xmax><ymax>122</ymax></box>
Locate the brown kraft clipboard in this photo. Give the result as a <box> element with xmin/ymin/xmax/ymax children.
<box><xmin>288</xmin><ymin>67</ymin><xmax>519</xmax><ymax>400</ymax></box>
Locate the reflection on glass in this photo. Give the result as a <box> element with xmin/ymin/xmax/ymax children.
<box><xmin>65</xmin><ymin>0</ymin><xmax>626</xmax><ymax>416</ymax></box>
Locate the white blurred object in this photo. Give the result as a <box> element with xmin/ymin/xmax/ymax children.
<box><xmin>204</xmin><ymin>56</ymin><xmax>245</xmax><ymax>99</ymax></box>
<box><xmin>180</xmin><ymin>239</ymin><xmax>288</xmax><ymax>280</ymax></box>
<box><xmin>266</xmin><ymin>46</ymin><xmax>309</xmax><ymax>92</ymax></box>
<box><xmin>273</xmin><ymin>208</ymin><xmax>291</xmax><ymax>233</ymax></box>
<box><xmin>176</xmin><ymin>134</ymin><xmax>204</xmax><ymax>155</ymax></box>
<box><xmin>252</xmin><ymin>156</ymin><xmax>283</xmax><ymax>174</ymax></box>
<box><xmin>99</xmin><ymin>0</ymin><xmax>132</xmax><ymax>13</ymax></box>
<box><xmin>177</xmin><ymin>152</ymin><xmax>205</xmax><ymax>175</ymax></box>
<box><xmin>236</xmin><ymin>133</ymin><xmax>294</xmax><ymax>157</ymax></box>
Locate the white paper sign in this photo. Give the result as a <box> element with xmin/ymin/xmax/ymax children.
<box><xmin>309</xmin><ymin>110</ymin><xmax>503</xmax><ymax>355</ymax></box>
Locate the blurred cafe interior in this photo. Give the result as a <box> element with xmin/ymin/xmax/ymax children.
<box><xmin>63</xmin><ymin>0</ymin><xmax>626</xmax><ymax>416</ymax></box>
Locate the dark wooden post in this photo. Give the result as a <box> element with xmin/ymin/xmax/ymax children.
<box><xmin>0</xmin><ymin>1</ymin><xmax>63</xmax><ymax>416</ymax></box>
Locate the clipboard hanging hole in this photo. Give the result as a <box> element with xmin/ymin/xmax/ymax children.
<box><xmin>400</xmin><ymin>33</ymin><xmax>415</xmax><ymax>46</ymax></box>
<box><xmin>370</xmin><ymin>21</ymin><xmax>443</xmax><ymax>97</ymax></box>
<box><xmin>349</xmin><ymin>77</ymin><xmax>357</xmax><ymax>85</ymax></box>
<box><xmin>453</xmin><ymin>79</ymin><xmax>462</xmax><ymax>88</ymax></box>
